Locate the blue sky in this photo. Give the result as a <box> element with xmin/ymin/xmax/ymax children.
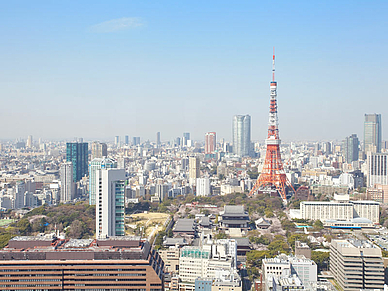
<box><xmin>0</xmin><ymin>1</ymin><xmax>387</xmax><ymax>142</ymax></box>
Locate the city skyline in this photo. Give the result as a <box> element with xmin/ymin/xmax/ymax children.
<box><xmin>1</xmin><ymin>1</ymin><xmax>387</xmax><ymax>141</ymax></box>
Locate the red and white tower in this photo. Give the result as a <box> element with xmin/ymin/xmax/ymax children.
<box><xmin>250</xmin><ymin>50</ymin><xmax>295</xmax><ymax>201</ymax></box>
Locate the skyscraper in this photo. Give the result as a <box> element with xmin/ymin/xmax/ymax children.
<box><xmin>124</xmin><ymin>135</ymin><xmax>129</xmax><ymax>145</ymax></box>
<box><xmin>156</xmin><ymin>132</ymin><xmax>161</xmax><ymax>147</ymax></box>
<box><xmin>132</xmin><ymin>137</ymin><xmax>140</xmax><ymax>146</ymax></box>
<box><xmin>183</xmin><ymin>132</ymin><xmax>190</xmax><ymax>146</ymax></box>
<box><xmin>189</xmin><ymin>156</ymin><xmax>200</xmax><ymax>186</ymax></box>
<box><xmin>342</xmin><ymin>134</ymin><xmax>359</xmax><ymax>163</ymax></box>
<box><xmin>95</xmin><ymin>168</ymin><xmax>126</xmax><ymax>238</ymax></box>
<box><xmin>232</xmin><ymin>115</ymin><xmax>251</xmax><ymax>157</ymax></box>
<box><xmin>366</xmin><ymin>152</ymin><xmax>388</xmax><ymax>187</ymax></box>
<box><xmin>364</xmin><ymin>114</ymin><xmax>382</xmax><ymax>153</ymax></box>
<box><xmin>114</xmin><ymin>136</ymin><xmax>120</xmax><ymax>146</ymax></box>
<box><xmin>89</xmin><ymin>157</ymin><xmax>117</xmax><ymax>205</ymax></box>
<box><xmin>26</xmin><ymin>135</ymin><xmax>33</xmax><ymax>148</ymax></box>
<box><xmin>66</xmin><ymin>142</ymin><xmax>89</xmax><ymax>182</ymax></box>
<box><xmin>91</xmin><ymin>142</ymin><xmax>107</xmax><ymax>159</ymax></box>
<box><xmin>205</xmin><ymin>132</ymin><xmax>216</xmax><ymax>154</ymax></box>
<box><xmin>60</xmin><ymin>162</ymin><xmax>75</xmax><ymax>203</ymax></box>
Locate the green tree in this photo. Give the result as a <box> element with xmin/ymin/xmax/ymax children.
<box><xmin>313</xmin><ymin>220</ymin><xmax>324</xmax><ymax>230</ymax></box>
<box><xmin>311</xmin><ymin>251</ymin><xmax>330</xmax><ymax>272</ymax></box>
<box><xmin>268</xmin><ymin>238</ymin><xmax>289</xmax><ymax>256</ymax></box>
<box><xmin>17</xmin><ymin>219</ymin><xmax>31</xmax><ymax>235</ymax></box>
<box><xmin>215</xmin><ymin>232</ymin><xmax>228</xmax><ymax>239</ymax></box>
<box><xmin>246</xmin><ymin>250</ymin><xmax>271</xmax><ymax>268</ymax></box>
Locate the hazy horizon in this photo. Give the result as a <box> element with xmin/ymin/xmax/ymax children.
<box><xmin>1</xmin><ymin>1</ymin><xmax>387</xmax><ymax>142</ymax></box>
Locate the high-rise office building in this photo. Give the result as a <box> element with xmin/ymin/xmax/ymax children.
<box><xmin>89</xmin><ymin>158</ymin><xmax>117</xmax><ymax>205</ymax></box>
<box><xmin>330</xmin><ymin>239</ymin><xmax>384</xmax><ymax>291</ymax></box>
<box><xmin>26</xmin><ymin>135</ymin><xmax>33</xmax><ymax>148</ymax></box>
<box><xmin>366</xmin><ymin>152</ymin><xmax>388</xmax><ymax>187</ymax></box>
<box><xmin>91</xmin><ymin>142</ymin><xmax>107</xmax><ymax>159</ymax></box>
<box><xmin>60</xmin><ymin>162</ymin><xmax>75</xmax><ymax>203</ymax></box>
<box><xmin>232</xmin><ymin>115</ymin><xmax>251</xmax><ymax>157</ymax></box>
<box><xmin>124</xmin><ymin>135</ymin><xmax>129</xmax><ymax>145</ymax></box>
<box><xmin>196</xmin><ymin>177</ymin><xmax>211</xmax><ymax>196</ymax></box>
<box><xmin>189</xmin><ymin>157</ymin><xmax>200</xmax><ymax>186</ymax></box>
<box><xmin>114</xmin><ymin>136</ymin><xmax>120</xmax><ymax>146</ymax></box>
<box><xmin>205</xmin><ymin>132</ymin><xmax>216</xmax><ymax>154</ymax></box>
<box><xmin>183</xmin><ymin>132</ymin><xmax>190</xmax><ymax>146</ymax></box>
<box><xmin>15</xmin><ymin>181</ymin><xmax>26</xmax><ymax>209</ymax></box>
<box><xmin>364</xmin><ymin>114</ymin><xmax>382</xmax><ymax>153</ymax></box>
<box><xmin>95</xmin><ymin>168</ymin><xmax>126</xmax><ymax>238</ymax></box>
<box><xmin>132</xmin><ymin>137</ymin><xmax>140</xmax><ymax>146</ymax></box>
<box><xmin>156</xmin><ymin>132</ymin><xmax>161</xmax><ymax>147</ymax></box>
<box><xmin>66</xmin><ymin>142</ymin><xmax>88</xmax><ymax>182</ymax></box>
<box><xmin>342</xmin><ymin>134</ymin><xmax>359</xmax><ymax>163</ymax></box>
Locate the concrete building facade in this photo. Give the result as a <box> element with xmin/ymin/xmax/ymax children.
<box><xmin>330</xmin><ymin>239</ymin><xmax>384</xmax><ymax>291</ymax></box>
<box><xmin>95</xmin><ymin>168</ymin><xmax>126</xmax><ymax>238</ymax></box>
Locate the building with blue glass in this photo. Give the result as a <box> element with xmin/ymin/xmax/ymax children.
<box><xmin>66</xmin><ymin>142</ymin><xmax>89</xmax><ymax>182</ymax></box>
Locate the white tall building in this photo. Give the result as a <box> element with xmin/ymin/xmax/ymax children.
<box><xmin>60</xmin><ymin>162</ymin><xmax>75</xmax><ymax>203</ymax></box>
<box><xmin>367</xmin><ymin>152</ymin><xmax>388</xmax><ymax>187</ymax></box>
<box><xmin>15</xmin><ymin>181</ymin><xmax>25</xmax><ymax>209</ymax></box>
<box><xmin>189</xmin><ymin>157</ymin><xmax>200</xmax><ymax>186</ymax></box>
<box><xmin>196</xmin><ymin>177</ymin><xmax>211</xmax><ymax>196</ymax></box>
<box><xmin>89</xmin><ymin>158</ymin><xmax>117</xmax><ymax>205</ymax></box>
<box><xmin>95</xmin><ymin>168</ymin><xmax>126</xmax><ymax>238</ymax></box>
<box><xmin>26</xmin><ymin>135</ymin><xmax>33</xmax><ymax>148</ymax></box>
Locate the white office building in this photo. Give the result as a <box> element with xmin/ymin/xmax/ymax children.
<box><xmin>300</xmin><ymin>201</ymin><xmax>354</xmax><ymax>221</ymax></box>
<box><xmin>196</xmin><ymin>178</ymin><xmax>211</xmax><ymax>196</ymax></box>
<box><xmin>95</xmin><ymin>168</ymin><xmax>126</xmax><ymax>238</ymax></box>
<box><xmin>367</xmin><ymin>152</ymin><xmax>388</xmax><ymax>187</ymax></box>
<box><xmin>89</xmin><ymin>158</ymin><xmax>117</xmax><ymax>205</ymax></box>
<box><xmin>60</xmin><ymin>162</ymin><xmax>75</xmax><ymax>203</ymax></box>
<box><xmin>300</xmin><ymin>200</ymin><xmax>379</xmax><ymax>224</ymax></box>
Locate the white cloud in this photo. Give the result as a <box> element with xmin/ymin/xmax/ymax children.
<box><xmin>88</xmin><ymin>17</ymin><xmax>144</xmax><ymax>33</ymax></box>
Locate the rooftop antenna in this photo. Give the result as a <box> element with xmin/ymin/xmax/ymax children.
<box><xmin>272</xmin><ymin>47</ymin><xmax>275</xmax><ymax>82</ymax></box>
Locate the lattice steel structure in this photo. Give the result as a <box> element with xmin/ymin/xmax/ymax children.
<box><xmin>250</xmin><ymin>50</ymin><xmax>295</xmax><ymax>201</ymax></box>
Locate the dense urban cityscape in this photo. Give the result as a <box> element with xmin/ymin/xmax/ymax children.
<box><xmin>0</xmin><ymin>79</ymin><xmax>388</xmax><ymax>290</ymax></box>
<box><xmin>2</xmin><ymin>1</ymin><xmax>388</xmax><ymax>291</ymax></box>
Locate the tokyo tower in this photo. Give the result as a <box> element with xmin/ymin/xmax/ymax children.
<box><xmin>250</xmin><ymin>49</ymin><xmax>295</xmax><ymax>201</ymax></box>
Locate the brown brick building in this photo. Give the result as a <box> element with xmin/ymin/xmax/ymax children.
<box><xmin>0</xmin><ymin>235</ymin><xmax>164</xmax><ymax>291</ymax></box>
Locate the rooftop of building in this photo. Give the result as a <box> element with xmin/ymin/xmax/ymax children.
<box><xmin>332</xmin><ymin>239</ymin><xmax>382</xmax><ymax>257</ymax></box>
<box><xmin>163</xmin><ymin>237</ymin><xmax>187</xmax><ymax>247</ymax></box>
<box><xmin>221</xmin><ymin>205</ymin><xmax>248</xmax><ymax>216</ymax></box>
<box><xmin>264</xmin><ymin>254</ymin><xmax>316</xmax><ymax>265</ymax></box>
<box><xmin>2</xmin><ymin>235</ymin><xmax>150</xmax><ymax>261</ymax></box>
<box><xmin>173</xmin><ymin>219</ymin><xmax>196</xmax><ymax>233</ymax></box>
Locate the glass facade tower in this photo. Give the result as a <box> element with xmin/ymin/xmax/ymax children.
<box><xmin>66</xmin><ymin>142</ymin><xmax>89</xmax><ymax>182</ymax></box>
<box><xmin>343</xmin><ymin>134</ymin><xmax>359</xmax><ymax>163</ymax></box>
<box><xmin>364</xmin><ymin>114</ymin><xmax>382</xmax><ymax>153</ymax></box>
<box><xmin>232</xmin><ymin>115</ymin><xmax>251</xmax><ymax>157</ymax></box>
